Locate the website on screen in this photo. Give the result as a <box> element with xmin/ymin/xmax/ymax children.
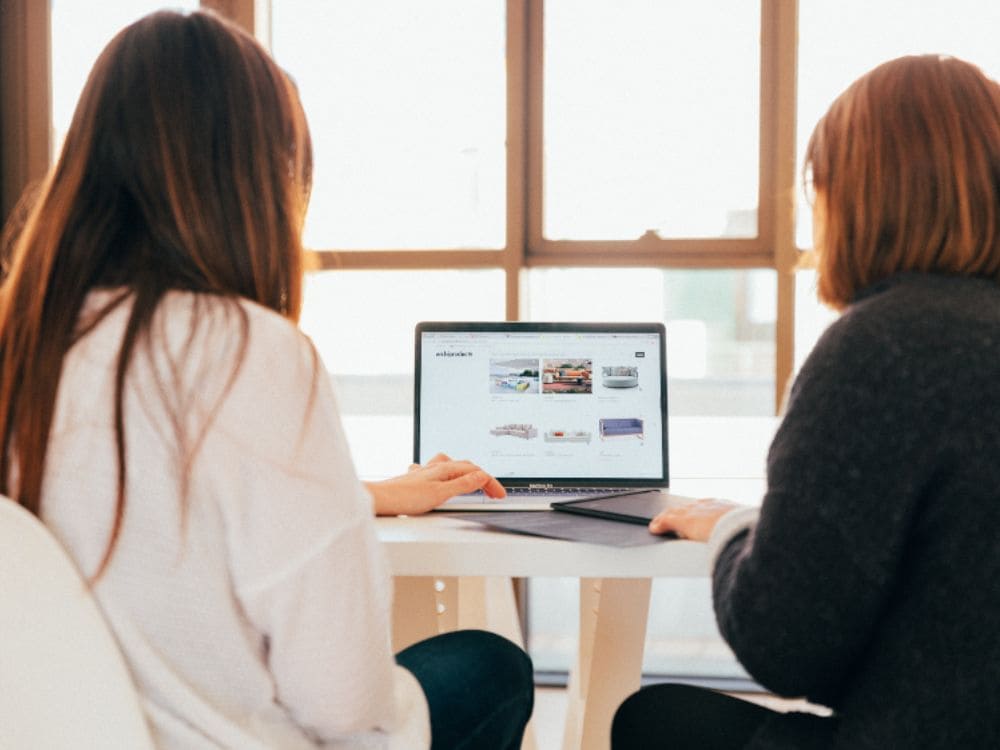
<box><xmin>418</xmin><ymin>330</ymin><xmax>664</xmax><ymax>479</ymax></box>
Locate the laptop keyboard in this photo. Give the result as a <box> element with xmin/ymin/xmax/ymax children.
<box><xmin>505</xmin><ymin>487</ymin><xmax>620</xmax><ymax>497</ymax></box>
<box><xmin>439</xmin><ymin>486</ymin><xmax>653</xmax><ymax>510</ymax></box>
<box><xmin>456</xmin><ymin>487</ymin><xmax>634</xmax><ymax>502</ymax></box>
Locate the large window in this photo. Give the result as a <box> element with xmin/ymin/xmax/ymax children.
<box><xmin>19</xmin><ymin>0</ymin><xmax>1000</xmax><ymax>688</ymax></box>
<box><xmin>543</xmin><ymin>2</ymin><xmax>760</xmax><ymax>242</ymax></box>
<box><xmin>270</xmin><ymin>2</ymin><xmax>784</xmax><ymax>430</ymax></box>
<box><xmin>272</xmin><ymin>1</ymin><xmax>507</xmax><ymax>251</ymax></box>
<box><xmin>268</xmin><ymin>1</ymin><xmax>783</xmax><ymax>687</ymax></box>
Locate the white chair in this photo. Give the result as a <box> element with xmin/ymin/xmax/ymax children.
<box><xmin>0</xmin><ymin>496</ymin><xmax>155</xmax><ymax>749</ymax></box>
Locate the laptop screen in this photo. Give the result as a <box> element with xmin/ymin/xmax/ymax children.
<box><xmin>414</xmin><ymin>322</ymin><xmax>668</xmax><ymax>487</ymax></box>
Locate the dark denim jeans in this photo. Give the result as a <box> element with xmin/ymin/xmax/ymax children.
<box><xmin>396</xmin><ymin>630</ymin><xmax>534</xmax><ymax>750</ymax></box>
<box><xmin>612</xmin><ymin>683</ymin><xmax>775</xmax><ymax>749</ymax></box>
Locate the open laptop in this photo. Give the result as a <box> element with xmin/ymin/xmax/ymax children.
<box><xmin>414</xmin><ymin>321</ymin><xmax>669</xmax><ymax>511</ymax></box>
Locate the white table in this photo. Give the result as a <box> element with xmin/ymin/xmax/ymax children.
<box><xmin>369</xmin><ymin>417</ymin><xmax>776</xmax><ymax>750</ymax></box>
<box><xmin>378</xmin><ymin>476</ymin><xmax>766</xmax><ymax>750</ymax></box>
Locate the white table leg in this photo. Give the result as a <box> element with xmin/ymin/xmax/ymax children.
<box><xmin>563</xmin><ymin>578</ymin><xmax>652</xmax><ymax>750</ymax></box>
<box><xmin>391</xmin><ymin>576</ymin><xmax>441</xmax><ymax>652</ymax></box>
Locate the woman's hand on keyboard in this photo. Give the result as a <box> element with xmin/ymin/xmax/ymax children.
<box><xmin>366</xmin><ymin>453</ymin><xmax>506</xmax><ymax>515</ymax></box>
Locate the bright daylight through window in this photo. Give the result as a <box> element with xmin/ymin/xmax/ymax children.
<box><xmin>42</xmin><ymin>0</ymin><xmax>1000</xmax><ymax>688</ymax></box>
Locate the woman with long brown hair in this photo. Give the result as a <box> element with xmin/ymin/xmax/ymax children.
<box><xmin>613</xmin><ymin>54</ymin><xmax>1000</xmax><ymax>748</ymax></box>
<box><xmin>0</xmin><ymin>10</ymin><xmax>531</xmax><ymax>749</ymax></box>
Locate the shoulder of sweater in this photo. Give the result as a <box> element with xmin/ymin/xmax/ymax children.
<box><xmin>803</xmin><ymin>273</ymin><xmax>999</xmax><ymax>376</ymax></box>
<box><xmin>847</xmin><ymin>272</ymin><xmax>1000</xmax><ymax>323</ymax></box>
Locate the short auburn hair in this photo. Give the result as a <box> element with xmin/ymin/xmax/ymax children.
<box><xmin>805</xmin><ymin>54</ymin><xmax>1000</xmax><ymax>309</ymax></box>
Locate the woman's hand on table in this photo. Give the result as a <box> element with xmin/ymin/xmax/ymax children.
<box><xmin>648</xmin><ymin>497</ymin><xmax>740</xmax><ymax>542</ymax></box>
<box><xmin>365</xmin><ymin>453</ymin><xmax>506</xmax><ymax>516</ymax></box>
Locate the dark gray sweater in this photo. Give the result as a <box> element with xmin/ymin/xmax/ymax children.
<box><xmin>714</xmin><ymin>273</ymin><xmax>1000</xmax><ymax>749</ymax></box>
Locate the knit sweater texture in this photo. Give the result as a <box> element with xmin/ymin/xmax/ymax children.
<box><xmin>713</xmin><ymin>273</ymin><xmax>1000</xmax><ymax>749</ymax></box>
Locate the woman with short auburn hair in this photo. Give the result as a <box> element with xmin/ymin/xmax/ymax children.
<box><xmin>613</xmin><ymin>54</ymin><xmax>1000</xmax><ymax>749</ymax></box>
<box><xmin>0</xmin><ymin>10</ymin><xmax>531</xmax><ymax>749</ymax></box>
<box><xmin>808</xmin><ymin>54</ymin><xmax>1000</xmax><ymax>308</ymax></box>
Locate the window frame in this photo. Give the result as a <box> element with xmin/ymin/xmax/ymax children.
<box><xmin>0</xmin><ymin>1</ymin><xmax>50</xmax><ymax>223</ymax></box>
<box><xmin>0</xmin><ymin>0</ymin><xmax>801</xmax><ymax>410</ymax></box>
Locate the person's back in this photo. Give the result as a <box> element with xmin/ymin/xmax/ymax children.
<box><xmin>613</xmin><ymin>55</ymin><xmax>1000</xmax><ymax>749</ymax></box>
<box><xmin>0</xmin><ymin>9</ymin><xmax>532</xmax><ymax>749</ymax></box>
<box><xmin>847</xmin><ymin>276</ymin><xmax>1000</xmax><ymax>743</ymax></box>
<box><xmin>711</xmin><ymin>272</ymin><xmax>1000</xmax><ymax>748</ymax></box>
<box><xmin>41</xmin><ymin>290</ymin><xmax>428</xmax><ymax>748</ymax></box>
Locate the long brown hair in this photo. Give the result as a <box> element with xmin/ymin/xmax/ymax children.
<box><xmin>0</xmin><ymin>10</ymin><xmax>313</xmax><ymax>574</ymax></box>
<box><xmin>805</xmin><ymin>54</ymin><xmax>1000</xmax><ymax>309</ymax></box>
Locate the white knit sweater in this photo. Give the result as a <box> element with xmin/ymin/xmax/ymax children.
<box><xmin>39</xmin><ymin>290</ymin><xmax>428</xmax><ymax>749</ymax></box>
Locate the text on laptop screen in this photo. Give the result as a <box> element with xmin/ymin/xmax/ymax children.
<box><xmin>416</xmin><ymin>326</ymin><xmax>666</xmax><ymax>482</ymax></box>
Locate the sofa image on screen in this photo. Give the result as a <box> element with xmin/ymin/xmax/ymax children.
<box><xmin>601</xmin><ymin>366</ymin><xmax>639</xmax><ymax>388</ymax></box>
<box><xmin>599</xmin><ymin>418</ymin><xmax>644</xmax><ymax>440</ymax></box>
<box><xmin>490</xmin><ymin>423</ymin><xmax>538</xmax><ymax>439</ymax></box>
<box><xmin>493</xmin><ymin>377</ymin><xmax>534</xmax><ymax>392</ymax></box>
<box><xmin>541</xmin><ymin>359</ymin><xmax>593</xmax><ymax>394</ymax></box>
<box><xmin>544</xmin><ymin>429</ymin><xmax>592</xmax><ymax>444</ymax></box>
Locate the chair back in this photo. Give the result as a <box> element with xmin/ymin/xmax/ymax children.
<box><xmin>0</xmin><ymin>496</ymin><xmax>155</xmax><ymax>749</ymax></box>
